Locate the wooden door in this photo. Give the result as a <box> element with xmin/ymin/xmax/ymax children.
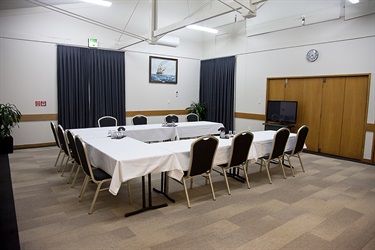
<box><xmin>300</xmin><ymin>78</ymin><xmax>323</xmax><ymax>152</ymax></box>
<box><xmin>340</xmin><ymin>76</ymin><xmax>369</xmax><ymax>159</ymax></box>
<box><xmin>285</xmin><ymin>79</ymin><xmax>304</xmax><ymax>133</ymax></box>
<box><xmin>267</xmin><ymin>79</ymin><xmax>285</xmax><ymax>100</ymax></box>
<box><xmin>319</xmin><ymin>77</ymin><xmax>346</xmax><ymax>156</ymax></box>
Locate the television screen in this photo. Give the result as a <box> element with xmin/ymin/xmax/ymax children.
<box><xmin>266</xmin><ymin>100</ymin><xmax>298</xmax><ymax>124</ymax></box>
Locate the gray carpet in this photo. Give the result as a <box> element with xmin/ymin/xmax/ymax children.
<box><xmin>8</xmin><ymin>146</ymin><xmax>375</xmax><ymax>250</ymax></box>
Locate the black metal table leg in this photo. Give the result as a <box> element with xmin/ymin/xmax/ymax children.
<box><xmin>226</xmin><ymin>168</ymin><xmax>246</xmax><ymax>183</ymax></box>
<box><xmin>153</xmin><ymin>172</ymin><xmax>175</xmax><ymax>203</ymax></box>
<box><xmin>125</xmin><ymin>174</ymin><xmax>168</xmax><ymax>217</ymax></box>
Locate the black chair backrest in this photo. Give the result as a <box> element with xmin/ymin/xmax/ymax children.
<box><xmin>166</xmin><ymin>114</ymin><xmax>179</xmax><ymax>123</ymax></box>
<box><xmin>228</xmin><ymin>131</ymin><xmax>254</xmax><ymax>167</ymax></box>
<box><xmin>50</xmin><ymin>122</ymin><xmax>60</xmax><ymax>148</ymax></box>
<box><xmin>74</xmin><ymin>135</ymin><xmax>92</xmax><ymax>177</ymax></box>
<box><xmin>98</xmin><ymin>116</ymin><xmax>117</xmax><ymax>127</ymax></box>
<box><xmin>186</xmin><ymin>113</ymin><xmax>199</xmax><ymax>122</ymax></box>
<box><xmin>132</xmin><ymin>115</ymin><xmax>147</xmax><ymax>125</ymax></box>
<box><xmin>270</xmin><ymin>128</ymin><xmax>290</xmax><ymax>159</ymax></box>
<box><xmin>293</xmin><ymin>125</ymin><xmax>309</xmax><ymax>154</ymax></box>
<box><xmin>66</xmin><ymin>130</ymin><xmax>80</xmax><ymax>165</ymax></box>
<box><xmin>188</xmin><ymin>136</ymin><xmax>219</xmax><ymax>177</ymax></box>
<box><xmin>57</xmin><ymin>125</ymin><xmax>69</xmax><ymax>155</ymax></box>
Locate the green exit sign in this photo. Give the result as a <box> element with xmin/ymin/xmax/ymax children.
<box><xmin>88</xmin><ymin>38</ymin><xmax>98</xmax><ymax>48</ymax></box>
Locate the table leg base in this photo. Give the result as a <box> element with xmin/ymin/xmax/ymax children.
<box><xmin>125</xmin><ymin>203</ymin><xmax>168</xmax><ymax>217</ymax></box>
<box><xmin>226</xmin><ymin>173</ymin><xmax>246</xmax><ymax>183</ymax></box>
<box><xmin>153</xmin><ymin>187</ymin><xmax>176</xmax><ymax>203</ymax></box>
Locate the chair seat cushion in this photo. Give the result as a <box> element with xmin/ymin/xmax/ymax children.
<box><xmin>284</xmin><ymin>150</ymin><xmax>292</xmax><ymax>155</ymax></box>
<box><xmin>92</xmin><ymin>168</ymin><xmax>112</xmax><ymax>181</ymax></box>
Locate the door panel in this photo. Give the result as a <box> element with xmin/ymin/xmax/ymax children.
<box><xmin>300</xmin><ymin>78</ymin><xmax>323</xmax><ymax>152</ymax></box>
<box><xmin>267</xmin><ymin>79</ymin><xmax>285</xmax><ymax>100</ymax></box>
<box><xmin>340</xmin><ymin>76</ymin><xmax>369</xmax><ymax>159</ymax></box>
<box><xmin>319</xmin><ymin>78</ymin><xmax>345</xmax><ymax>156</ymax></box>
<box><xmin>285</xmin><ymin>79</ymin><xmax>304</xmax><ymax>133</ymax></box>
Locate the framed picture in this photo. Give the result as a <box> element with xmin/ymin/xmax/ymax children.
<box><xmin>149</xmin><ymin>56</ymin><xmax>178</xmax><ymax>84</ymax></box>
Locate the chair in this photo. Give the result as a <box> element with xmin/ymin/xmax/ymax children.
<box><xmin>259</xmin><ymin>128</ymin><xmax>290</xmax><ymax>184</ymax></box>
<box><xmin>98</xmin><ymin>116</ymin><xmax>117</xmax><ymax>127</ymax></box>
<box><xmin>284</xmin><ymin>125</ymin><xmax>309</xmax><ymax>176</ymax></box>
<box><xmin>181</xmin><ymin>136</ymin><xmax>219</xmax><ymax>208</ymax></box>
<box><xmin>165</xmin><ymin>114</ymin><xmax>179</xmax><ymax>123</ymax></box>
<box><xmin>50</xmin><ymin>122</ymin><xmax>64</xmax><ymax>167</ymax></box>
<box><xmin>132</xmin><ymin>115</ymin><xmax>147</xmax><ymax>125</ymax></box>
<box><xmin>74</xmin><ymin>135</ymin><xmax>132</xmax><ymax>214</ymax></box>
<box><xmin>74</xmin><ymin>135</ymin><xmax>112</xmax><ymax>214</ymax></box>
<box><xmin>66</xmin><ymin>130</ymin><xmax>81</xmax><ymax>186</ymax></box>
<box><xmin>186</xmin><ymin>113</ymin><xmax>199</xmax><ymax>122</ymax></box>
<box><xmin>56</xmin><ymin>125</ymin><xmax>73</xmax><ymax>176</ymax></box>
<box><xmin>216</xmin><ymin>131</ymin><xmax>253</xmax><ymax>195</ymax></box>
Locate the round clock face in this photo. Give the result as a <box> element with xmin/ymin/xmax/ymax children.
<box><xmin>306</xmin><ymin>49</ymin><xmax>319</xmax><ymax>62</ymax></box>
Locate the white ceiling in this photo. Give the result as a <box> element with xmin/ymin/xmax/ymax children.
<box><xmin>0</xmin><ymin>0</ymin><xmax>372</xmax><ymax>50</ymax></box>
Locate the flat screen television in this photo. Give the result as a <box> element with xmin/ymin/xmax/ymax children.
<box><xmin>266</xmin><ymin>100</ymin><xmax>298</xmax><ymax>124</ymax></box>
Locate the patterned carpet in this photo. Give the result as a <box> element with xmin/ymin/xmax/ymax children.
<box><xmin>8</xmin><ymin>146</ymin><xmax>375</xmax><ymax>250</ymax></box>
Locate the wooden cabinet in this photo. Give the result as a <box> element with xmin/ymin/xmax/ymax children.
<box><xmin>267</xmin><ymin>75</ymin><xmax>369</xmax><ymax>160</ymax></box>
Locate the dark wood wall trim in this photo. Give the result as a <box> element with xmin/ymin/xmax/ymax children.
<box><xmin>20</xmin><ymin>114</ymin><xmax>58</xmax><ymax>122</ymax></box>
<box><xmin>18</xmin><ymin>112</ymin><xmax>375</xmax><ymax>133</ymax></box>
<box><xmin>366</xmin><ymin>123</ymin><xmax>375</xmax><ymax>133</ymax></box>
<box><xmin>14</xmin><ymin>142</ymin><xmax>55</xmax><ymax>149</ymax></box>
<box><xmin>235</xmin><ymin>112</ymin><xmax>266</xmax><ymax>121</ymax></box>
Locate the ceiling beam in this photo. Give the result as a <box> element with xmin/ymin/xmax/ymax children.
<box><xmin>152</xmin><ymin>0</ymin><xmax>267</xmax><ymax>38</ymax></box>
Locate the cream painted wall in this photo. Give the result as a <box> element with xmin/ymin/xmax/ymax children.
<box><xmin>203</xmin><ymin>14</ymin><xmax>375</xmax><ymax>160</ymax></box>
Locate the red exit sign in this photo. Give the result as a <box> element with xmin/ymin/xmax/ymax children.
<box><xmin>35</xmin><ymin>101</ymin><xmax>47</xmax><ymax>107</ymax></box>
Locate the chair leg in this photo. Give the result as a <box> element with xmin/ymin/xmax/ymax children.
<box><xmin>79</xmin><ymin>176</ymin><xmax>90</xmax><ymax>201</ymax></box>
<box><xmin>58</xmin><ymin>154</ymin><xmax>66</xmax><ymax>172</ymax></box>
<box><xmin>89</xmin><ymin>182</ymin><xmax>103</xmax><ymax>214</ymax></box>
<box><xmin>222</xmin><ymin>167</ymin><xmax>231</xmax><ymax>195</ymax></box>
<box><xmin>208</xmin><ymin>173</ymin><xmax>216</xmax><ymax>201</ymax></box>
<box><xmin>182</xmin><ymin>178</ymin><xmax>191</xmax><ymax>208</ymax></box>
<box><xmin>297</xmin><ymin>153</ymin><xmax>305</xmax><ymax>172</ymax></box>
<box><xmin>71</xmin><ymin>165</ymin><xmax>81</xmax><ymax>188</ymax></box>
<box><xmin>67</xmin><ymin>162</ymin><xmax>77</xmax><ymax>184</ymax></box>
<box><xmin>264</xmin><ymin>160</ymin><xmax>272</xmax><ymax>184</ymax></box>
<box><xmin>127</xmin><ymin>181</ymin><xmax>132</xmax><ymax>205</ymax></box>
<box><xmin>242</xmin><ymin>165</ymin><xmax>251</xmax><ymax>189</ymax></box>
<box><xmin>279</xmin><ymin>157</ymin><xmax>287</xmax><ymax>179</ymax></box>
<box><xmin>60</xmin><ymin>156</ymin><xmax>70</xmax><ymax>176</ymax></box>
<box><xmin>54</xmin><ymin>149</ymin><xmax>63</xmax><ymax>167</ymax></box>
<box><xmin>285</xmin><ymin>155</ymin><xmax>295</xmax><ymax>177</ymax></box>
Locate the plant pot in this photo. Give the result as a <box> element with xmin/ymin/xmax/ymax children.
<box><xmin>0</xmin><ymin>136</ymin><xmax>13</xmax><ymax>154</ymax></box>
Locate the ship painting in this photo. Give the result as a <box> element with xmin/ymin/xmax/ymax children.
<box><xmin>150</xmin><ymin>56</ymin><xmax>178</xmax><ymax>84</ymax></box>
<box><xmin>156</xmin><ymin>63</ymin><xmax>166</xmax><ymax>74</ymax></box>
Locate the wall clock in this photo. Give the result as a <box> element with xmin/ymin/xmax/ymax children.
<box><xmin>306</xmin><ymin>49</ymin><xmax>319</xmax><ymax>62</ymax></box>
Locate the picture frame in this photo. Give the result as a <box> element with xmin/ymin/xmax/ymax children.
<box><xmin>149</xmin><ymin>56</ymin><xmax>178</xmax><ymax>84</ymax></box>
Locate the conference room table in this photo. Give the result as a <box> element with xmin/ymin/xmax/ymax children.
<box><xmin>70</xmin><ymin>123</ymin><xmax>297</xmax><ymax>216</ymax></box>
<box><xmin>72</xmin><ymin>121</ymin><xmax>224</xmax><ymax>143</ymax></box>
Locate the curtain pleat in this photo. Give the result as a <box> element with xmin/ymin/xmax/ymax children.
<box><xmin>57</xmin><ymin>45</ymin><xmax>125</xmax><ymax>129</ymax></box>
<box><xmin>199</xmin><ymin>56</ymin><xmax>235</xmax><ymax>131</ymax></box>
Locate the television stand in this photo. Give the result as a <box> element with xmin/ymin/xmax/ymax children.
<box><xmin>263</xmin><ymin>122</ymin><xmax>295</xmax><ymax>131</ymax></box>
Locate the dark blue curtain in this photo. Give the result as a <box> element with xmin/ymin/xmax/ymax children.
<box><xmin>199</xmin><ymin>56</ymin><xmax>235</xmax><ymax>131</ymax></box>
<box><xmin>57</xmin><ymin>45</ymin><xmax>125</xmax><ymax>129</ymax></box>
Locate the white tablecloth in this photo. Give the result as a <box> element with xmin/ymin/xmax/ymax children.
<box><xmin>156</xmin><ymin>131</ymin><xmax>298</xmax><ymax>172</ymax></box>
<box><xmin>71</xmin><ymin>124</ymin><xmax>296</xmax><ymax>195</ymax></box>
<box><xmin>80</xmin><ymin>136</ymin><xmax>182</xmax><ymax>195</ymax></box>
<box><xmin>70</xmin><ymin>121</ymin><xmax>224</xmax><ymax>195</ymax></box>
<box><xmin>71</xmin><ymin>121</ymin><xmax>224</xmax><ymax>143</ymax></box>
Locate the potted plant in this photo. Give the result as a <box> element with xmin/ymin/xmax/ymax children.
<box><xmin>0</xmin><ymin>103</ymin><xmax>22</xmax><ymax>154</ymax></box>
<box><xmin>186</xmin><ymin>101</ymin><xmax>207</xmax><ymax>121</ymax></box>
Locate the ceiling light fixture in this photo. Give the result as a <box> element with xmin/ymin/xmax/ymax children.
<box><xmin>81</xmin><ymin>0</ymin><xmax>112</xmax><ymax>7</ymax></box>
<box><xmin>186</xmin><ymin>25</ymin><xmax>218</xmax><ymax>34</ymax></box>
<box><xmin>348</xmin><ymin>0</ymin><xmax>359</xmax><ymax>4</ymax></box>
